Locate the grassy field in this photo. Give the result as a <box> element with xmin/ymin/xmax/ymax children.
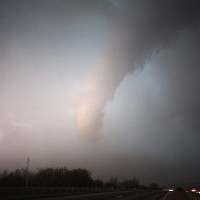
<box><xmin>187</xmin><ymin>193</ymin><xmax>200</xmax><ymax>200</ymax></box>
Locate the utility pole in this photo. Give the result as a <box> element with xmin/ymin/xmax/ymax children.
<box><xmin>26</xmin><ymin>157</ymin><xmax>30</xmax><ymax>188</ymax></box>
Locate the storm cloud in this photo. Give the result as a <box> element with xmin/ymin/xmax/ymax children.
<box><xmin>72</xmin><ymin>0</ymin><xmax>200</xmax><ymax>139</ymax></box>
<box><xmin>0</xmin><ymin>0</ymin><xmax>200</xmax><ymax>188</ymax></box>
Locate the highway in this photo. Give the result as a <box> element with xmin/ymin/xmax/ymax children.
<box><xmin>31</xmin><ymin>190</ymin><xmax>167</xmax><ymax>200</ymax></box>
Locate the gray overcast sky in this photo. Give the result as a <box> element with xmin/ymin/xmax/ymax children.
<box><xmin>0</xmin><ymin>0</ymin><xmax>200</xmax><ymax>188</ymax></box>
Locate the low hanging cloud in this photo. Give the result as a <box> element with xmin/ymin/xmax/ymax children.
<box><xmin>72</xmin><ymin>0</ymin><xmax>200</xmax><ymax>139</ymax></box>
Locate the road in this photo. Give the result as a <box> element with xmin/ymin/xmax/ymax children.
<box><xmin>26</xmin><ymin>191</ymin><xmax>190</xmax><ymax>200</ymax></box>
<box><xmin>162</xmin><ymin>191</ymin><xmax>189</xmax><ymax>200</ymax></box>
<box><xmin>30</xmin><ymin>190</ymin><xmax>167</xmax><ymax>200</ymax></box>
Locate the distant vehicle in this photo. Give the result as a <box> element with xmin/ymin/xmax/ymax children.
<box><xmin>186</xmin><ymin>188</ymin><xmax>198</xmax><ymax>193</ymax></box>
<box><xmin>162</xmin><ymin>189</ymin><xmax>174</xmax><ymax>192</ymax></box>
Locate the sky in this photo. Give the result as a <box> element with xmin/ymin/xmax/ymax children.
<box><xmin>0</xmin><ymin>0</ymin><xmax>200</xmax><ymax>188</ymax></box>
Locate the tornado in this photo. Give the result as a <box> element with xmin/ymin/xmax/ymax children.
<box><xmin>72</xmin><ymin>0</ymin><xmax>200</xmax><ymax>140</ymax></box>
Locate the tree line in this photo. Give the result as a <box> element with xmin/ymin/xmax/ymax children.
<box><xmin>0</xmin><ymin>167</ymin><xmax>158</xmax><ymax>189</ymax></box>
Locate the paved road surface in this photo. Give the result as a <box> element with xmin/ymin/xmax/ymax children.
<box><xmin>162</xmin><ymin>191</ymin><xmax>189</xmax><ymax>200</ymax></box>
<box><xmin>30</xmin><ymin>191</ymin><xmax>166</xmax><ymax>200</ymax></box>
<box><xmin>28</xmin><ymin>191</ymin><xmax>189</xmax><ymax>200</ymax></box>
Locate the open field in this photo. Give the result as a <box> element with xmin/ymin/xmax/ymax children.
<box><xmin>187</xmin><ymin>193</ymin><xmax>200</xmax><ymax>200</ymax></box>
